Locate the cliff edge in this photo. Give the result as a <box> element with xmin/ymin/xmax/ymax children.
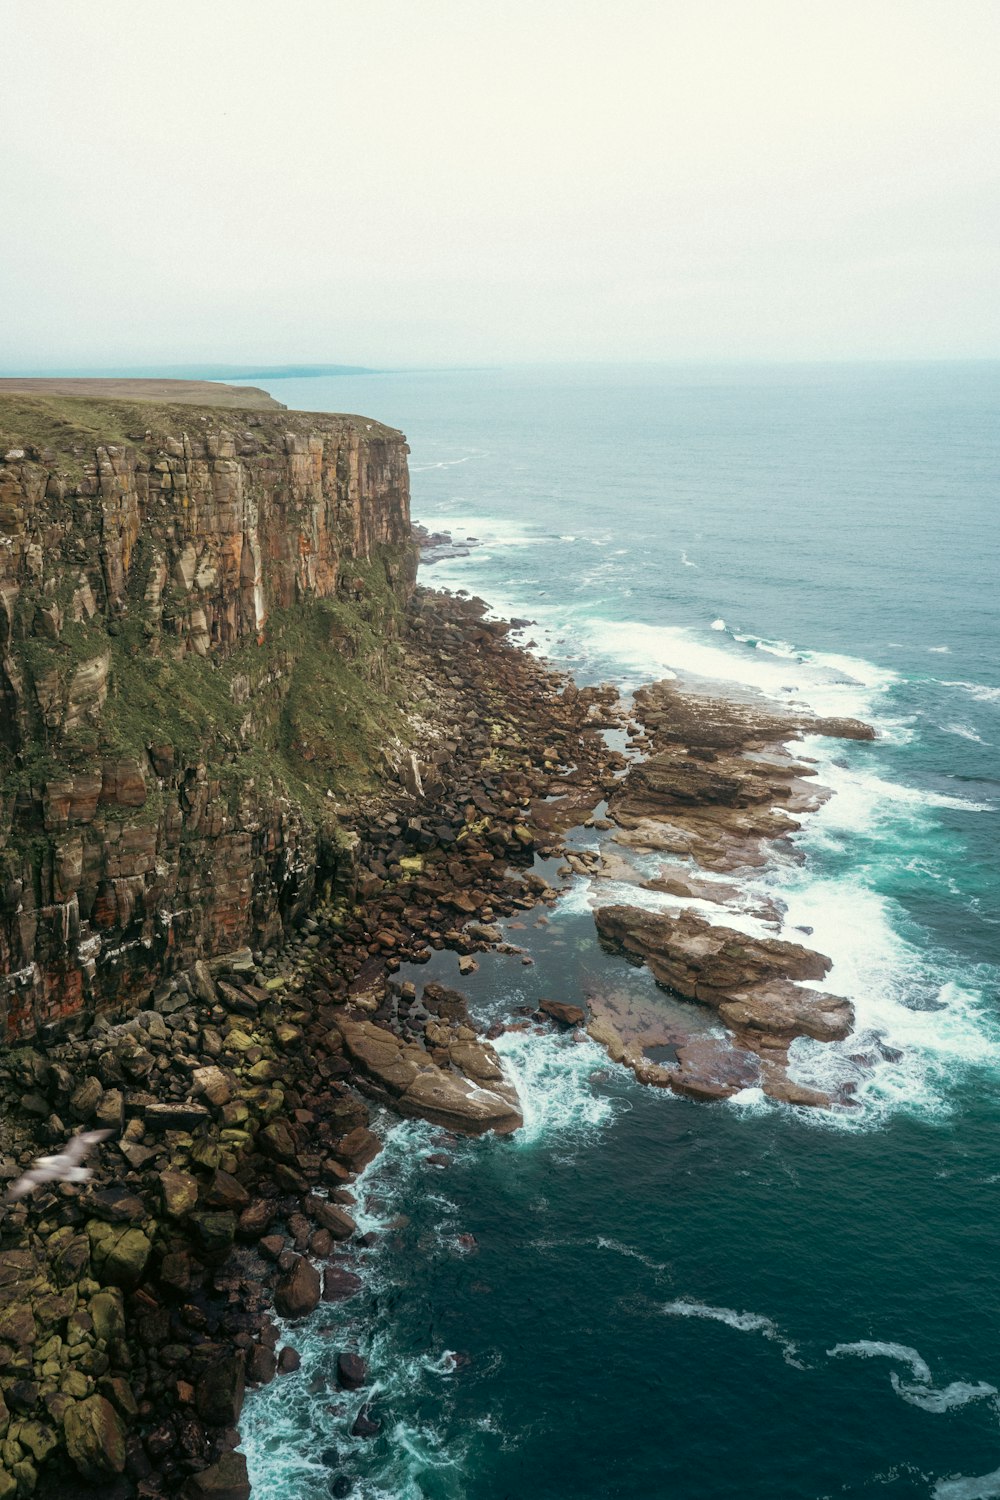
<box><xmin>0</xmin><ymin>393</ymin><xmax>416</xmax><ymax>1043</ymax></box>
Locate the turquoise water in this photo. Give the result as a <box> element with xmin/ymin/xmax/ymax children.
<box><xmin>242</xmin><ymin>364</ymin><xmax>1000</xmax><ymax>1498</ymax></box>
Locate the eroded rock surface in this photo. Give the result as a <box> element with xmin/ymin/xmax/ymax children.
<box><xmin>594</xmin><ymin>905</ymin><xmax>853</xmax><ymax>1045</ymax></box>
<box><xmin>335</xmin><ymin>1015</ymin><xmax>522</xmax><ymax>1135</ymax></box>
<box><xmin>0</xmin><ymin>396</ymin><xmax>414</xmax><ymax>1042</ymax></box>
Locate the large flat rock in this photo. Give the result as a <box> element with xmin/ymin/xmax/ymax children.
<box><xmin>335</xmin><ymin>1016</ymin><xmax>522</xmax><ymax>1136</ymax></box>
<box><xmin>594</xmin><ymin>905</ymin><xmax>853</xmax><ymax>1045</ymax></box>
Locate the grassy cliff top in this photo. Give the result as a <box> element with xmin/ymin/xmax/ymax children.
<box><xmin>0</xmin><ymin>389</ymin><xmax>406</xmax><ymax>468</ymax></box>
<box><xmin>0</xmin><ymin>376</ymin><xmax>285</xmax><ymax>408</ymax></box>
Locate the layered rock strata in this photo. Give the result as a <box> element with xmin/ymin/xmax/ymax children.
<box><xmin>0</xmin><ymin>584</ymin><xmax>621</xmax><ymax>1498</ymax></box>
<box><xmin>588</xmin><ymin>678</ymin><xmax>874</xmax><ymax>1105</ymax></box>
<box><xmin>0</xmin><ymin>394</ymin><xmax>414</xmax><ymax>1043</ymax></box>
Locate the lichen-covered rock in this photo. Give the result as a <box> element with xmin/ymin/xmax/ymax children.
<box><xmin>62</xmin><ymin>1394</ymin><xmax>126</xmax><ymax>1479</ymax></box>
<box><xmin>86</xmin><ymin>1221</ymin><xmax>151</xmax><ymax>1290</ymax></box>
<box><xmin>88</xmin><ymin>1289</ymin><xmax>125</xmax><ymax>1345</ymax></box>
<box><xmin>159</xmin><ymin>1169</ymin><xmax>199</xmax><ymax>1219</ymax></box>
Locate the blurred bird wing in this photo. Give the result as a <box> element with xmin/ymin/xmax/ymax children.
<box><xmin>65</xmin><ymin>1130</ymin><xmax>113</xmax><ymax>1163</ymax></box>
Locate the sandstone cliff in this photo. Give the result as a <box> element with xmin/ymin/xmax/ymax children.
<box><xmin>0</xmin><ymin>394</ymin><xmax>416</xmax><ymax>1043</ymax></box>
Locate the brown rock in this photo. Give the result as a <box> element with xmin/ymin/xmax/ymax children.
<box><xmin>274</xmin><ymin>1255</ymin><xmax>321</xmax><ymax>1318</ymax></box>
<box><xmin>247</xmin><ymin>1345</ymin><xmax>277</xmax><ymax>1385</ymax></box>
<box><xmin>182</xmin><ymin>1452</ymin><xmax>251</xmax><ymax>1500</ymax></box>
<box><xmin>539</xmin><ymin>998</ymin><xmax>585</xmax><ymax>1028</ymax></box>
<box><xmin>332</xmin><ymin>1126</ymin><xmax>381</xmax><ymax>1173</ymax></box>
<box><xmin>336</xmin><ymin>1015</ymin><xmax>522</xmax><ymax>1136</ymax></box>
<box><xmin>195</xmin><ymin>1355</ymin><xmax>245</xmax><ymax>1427</ymax></box>
<box><xmin>594</xmin><ymin>906</ymin><xmax>852</xmax><ymax>1045</ymax></box>
<box><xmin>322</xmin><ymin>1265</ymin><xmax>364</xmax><ymax>1303</ymax></box>
<box><xmin>63</xmin><ymin>1394</ymin><xmax>126</xmax><ymax>1479</ymax></box>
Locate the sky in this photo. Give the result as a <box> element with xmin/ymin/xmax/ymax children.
<box><xmin>2</xmin><ymin>0</ymin><xmax>998</xmax><ymax>367</ymax></box>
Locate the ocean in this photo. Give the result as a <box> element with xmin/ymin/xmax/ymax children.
<box><xmin>240</xmin><ymin>363</ymin><xmax>1000</xmax><ymax>1499</ymax></box>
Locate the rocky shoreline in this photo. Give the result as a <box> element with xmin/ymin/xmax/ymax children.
<box><xmin>0</xmin><ymin>586</ymin><xmax>625</xmax><ymax>1499</ymax></box>
<box><xmin>0</xmin><ymin>582</ymin><xmax>892</xmax><ymax>1499</ymax></box>
<box><xmin>585</xmin><ymin>677</ymin><xmax>878</xmax><ymax>1107</ymax></box>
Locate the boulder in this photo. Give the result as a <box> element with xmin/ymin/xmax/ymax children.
<box><xmin>350</xmin><ymin>1404</ymin><xmax>381</xmax><ymax>1438</ymax></box>
<box><xmin>322</xmin><ymin>1265</ymin><xmax>364</xmax><ymax>1303</ymax></box>
<box><xmin>160</xmin><ymin>1169</ymin><xmax>199</xmax><ymax>1219</ymax></box>
<box><xmin>274</xmin><ymin>1255</ymin><xmax>321</xmax><ymax>1318</ymax></box>
<box><xmin>89</xmin><ymin>1289</ymin><xmax>125</xmax><ymax>1345</ymax></box>
<box><xmin>87</xmin><ymin>1222</ymin><xmax>151</xmax><ymax>1290</ymax></box>
<box><xmin>308</xmin><ymin>1198</ymin><xmax>356</xmax><ymax>1241</ymax></box>
<box><xmin>336</xmin><ymin>1016</ymin><xmax>522</xmax><ymax>1136</ymax></box>
<box><xmin>195</xmin><ymin>1354</ymin><xmax>245</xmax><ymax>1426</ymax></box>
<box><xmin>63</xmin><ymin>1395</ymin><xmax>126</xmax><ymax>1479</ymax></box>
<box><xmin>539</xmin><ymin>998</ymin><xmax>585</xmax><ymax>1028</ymax></box>
<box><xmin>594</xmin><ymin>906</ymin><xmax>853</xmax><ymax>1046</ymax></box>
<box><xmin>203</xmin><ymin>1169</ymin><xmax>251</xmax><ymax>1211</ymax></box>
<box><xmin>182</xmin><ymin>1452</ymin><xmax>251</xmax><ymax>1500</ymax></box>
<box><xmin>332</xmin><ymin>1126</ymin><xmax>381</xmax><ymax>1173</ymax></box>
<box><xmin>247</xmin><ymin>1345</ymin><xmax>277</xmax><ymax>1384</ymax></box>
<box><xmin>192</xmin><ymin>1065</ymin><xmax>232</xmax><ymax>1107</ymax></box>
<box><xmin>336</xmin><ymin>1352</ymin><xmax>368</xmax><ymax>1390</ymax></box>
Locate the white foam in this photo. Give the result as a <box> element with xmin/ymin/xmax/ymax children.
<box><xmin>681</xmin><ymin>550</ymin><xmax>698</xmax><ymax>568</ymax></box>
<box><xmin>577</xmin><ymin>617</ymin><xmax>897</xmax><ymax>720</ymax></box>
<box><xmin>492</xmin><ymin>1029</ymin><xmax>618</xmax><ymax>1147</ymax></box>
<box><xmin>891</xmin><ymin>1375</ymin><xmax>998</xmax><ymax>1413</ymax></box>
<box><xmin>929</xmin><ymin>645</ymin><xmax>952</xmax><ymax>653</ymax></box>
<box><xmin>795</xmin><ymin>747</ymin><xmax>994</xmax><ymax>825</ymax></box>
<box><xmin>934</xmin><ymin>1467</ymin><xmax>1000</xmax><ymax>1500</ymax></box>
<box><xmin>664</xmin><ymin>1298</ymin><xmax>804</xmax><ymax>1367</ymax></box>
<box><xmin>941</xmin><ymin>681</ymin><xmax>1000</xmax><ymax>706</ymax></box>
<box><xmin>595</xmin><ymin>1236</ymin><xmax>670</xmax><ymax>1274</ymax></box>
<box><xmin>941</xmin><ymin>722</ymin><xmax>987</xmax><ymax>744</ymax></box>
<box><xmin>710</xmin><ymin>617</ymin><xmax>726</xmax><ymax>630</ymax></box>
<box><xmin>828</xmin><ymin>1340</ymin><xmax>933</xmax><ymax>1383</ymax></box>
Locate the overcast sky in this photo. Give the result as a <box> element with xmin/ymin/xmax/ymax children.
<box><xmin>2</xmin><ymin>0</ymin><xmax>998</xmax><ymax>367</ymax></box>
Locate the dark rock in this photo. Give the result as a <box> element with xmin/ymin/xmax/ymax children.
<box><xmin>350</xmin><ymin>1404</ymin><xmax>381</xmax><ymax>1438</ymax></box>
<box><xmin>182</xmin><ymin>1452</ymin><xmax>251</xmax><ymax>1500</ymax></box>
<box><xmin>274</xmin><ymin>1255</ymin><xmax>321</xmax><ymax>1318</ymax></box>
<box><xmin>194</xmin><ymin>1355</ymin><xmax>245</xmax><ymax>1427</ymax></box>
<box><xmin>247</xmin><ymin>1345</ymin><xmax>277</xmax><ymax>1385</ymax></box>
<box><xmin>331</xmin><ymin>1126</ymin><xmax>381</xmax><ymax>1173</ymax></box>
<box><xmin>143</xmin><ymin>1102</ymin><xmax>212</xmax><ymax>1132</ymax></box>
<box><xmin>322</xmin><ymin>1265</ymin><xmax>364</xmax><ymax>1303</ymax></box>
<box><xmin>336</xmin><ymin>1352</ymin><xmax>368</xmax><ymax>1390</ymax></box>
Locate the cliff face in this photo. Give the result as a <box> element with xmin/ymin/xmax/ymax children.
<box><xmin>0</xmin><ymin>396</ymin><xmax>416</xmax><ymax>1043</ymax></box>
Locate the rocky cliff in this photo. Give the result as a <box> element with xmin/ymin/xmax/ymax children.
<box><xmin>0</xmin><ymin>393</ymin><xmax>416</xmax><ymax>1044</ymax></box>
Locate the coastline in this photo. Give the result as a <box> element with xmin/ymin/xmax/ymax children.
<box><xmin>0</xmin><ymin>581</ymin><xmax>625</xmax><ymax>1498</ymax></box>
<box><xmin>0</xmin><ymin>548</ymin><xmax>890</xmax><ymax>1497</ymax></box>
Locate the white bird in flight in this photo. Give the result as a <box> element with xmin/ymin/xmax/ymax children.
<box><xmin>4</xmin><ymin>1129</ymin><xmax>113</xmax><ymax>1202</ymax></box>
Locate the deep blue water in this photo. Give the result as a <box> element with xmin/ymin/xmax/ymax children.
<box><xmin>241</xmin><ymin>364</ymin><xmax>1000</xmax><ymax>1499</ymax></box>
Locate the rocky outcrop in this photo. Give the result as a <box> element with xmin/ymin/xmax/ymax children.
<box><xmin>334</xmin><ymin>1014</ymin><xmax>523</xmax><ymax>1135</ymax></box>
<box><xmin>590</xmin><ymin>904</ymin><xmax>853</xmax><ymax>1106</ymax></box>
<box><xmin>0</xmin><ymin>394</ymin><xmax>415</xmax><ymax>1042</ymax></box>
<box><xmin>594</xmin><ymin>905</ymin><xmax>853</xmax><ymax>1047</ymax></box>
<box><xmin>609</xmin><ymin>679</ymin><xmax>874</xmax><ymax>871</ymax></box>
